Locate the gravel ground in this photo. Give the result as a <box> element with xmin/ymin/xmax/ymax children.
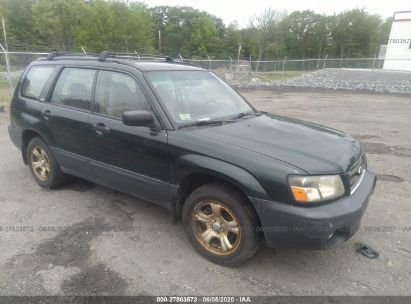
<box><xmin>0</xmin><ymin>89</ymin><xmax>410</xmax><ymax>296</ymax></box>
<box><xmin>236</xmin><ymin>68</ymin><xmax>411</xmax><ymax>95</ymax></box>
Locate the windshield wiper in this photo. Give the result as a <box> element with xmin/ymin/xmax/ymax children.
<box><xmin>178</xmin><ymin>119</ymin><xmax>234</xmax><ymax>129</ymax></box>
<box><xmin>231</xmin><ymin>111</ymin><xmax>262</xmax><ymax>120</ymax></box>
<box><xmin>178</xmin><ymin>112</ymin><xmax>262</xmax><ymax>129</ymax></box>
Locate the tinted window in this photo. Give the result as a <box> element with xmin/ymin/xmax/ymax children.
<box><xmin>95</xmin><ymin>70</ymin><xmax>150</xmax><ymax>119</ymax></box>
<box><xmin>21</xmin><ymin>66</ymin><xmax>55</xmax><ymax>99</ymax></box>
<box><xmin>51</xmin><ymin>68</ymin><xmax>96</xmax><ymax>110</ymax></box>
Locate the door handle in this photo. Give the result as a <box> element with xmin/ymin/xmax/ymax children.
<box><xmin>42</xmin><ymin>109</ymin><xmax>51</xmax><ymax>120</ymax></box>
<box><xmin>92</xmin><ymin>123</ymin><xmax>110</xmax><ymax>135</ymax></box>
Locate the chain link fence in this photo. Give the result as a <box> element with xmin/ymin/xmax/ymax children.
<box><xmin>186</xmin><ymin>57</ymin><xmax>388</xmax><ymax>85</ymax></box>
<box><xmin>0</xmin><ymin>50</ymin><xmax>402</xmax><ymax>107</ymax></box>
<box><xmin>0</xmin><ymin>51</ymin><xmax>48</xmax><ymax>108</ymax></box>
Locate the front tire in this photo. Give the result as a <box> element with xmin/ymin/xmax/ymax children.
<box><xmin>27</xmin><ymin>137</ymin><xmax>66</xmax><ymax>188</ymax></box>
<box><xmin>182</xmin><ymin>183</ymin><xmax>261</xmax><ymax>266</ymax></box>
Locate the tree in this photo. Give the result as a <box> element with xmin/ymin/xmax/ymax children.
<box><xmin>378</xmin><ymin>17</ymin><xmax>393</xmax><ymax>48</ymax></box>
<box><xmin>0</xmin><ymin>1</ymin><xmax>394</xmax><ymax>59</ymax></box>
<box><xmin>329</xmin><ymin>9</ymin><xmax>385</xmax><ymax>58</ymax></box>
<box><xmin>151</xmin><ymin>6</ymin><xmax>223</xmax><ymax>57</ymax></box>
<box><xmin>74</xmin><ymin>0</ymin><xmax>153</xmax><ymax>53</ymax></box>
<box><xmin>0</xmin><ymin>0</ymin><xmax>41</xmax><ymax>49</ymax></box>
<box><xmin>32</xmin><ymin>0</ymin><xmax>86</xmax><ymax>51</ymax></box>
<box><xmin>281</xmin><ymin>11</ymin><xmax>329</xmax><ymax>59</ymax></box>
<box><xmin>223</xmin><ymin>22</ymin><xmax>242</xmax><ymax>58</ymax></box>
<box><xmin>109</xmin><ymin>1</ymin><xmax>154</xmax><ymax>53</ymax></box>
<box><xmin>248</xmin><ymin>9</ymin><xmax>286</xmax><ymax>70</ymax></box>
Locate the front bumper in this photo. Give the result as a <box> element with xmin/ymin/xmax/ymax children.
<box><xmin>250</xmin><ymin>169</ymin><xmax>376</xmax><ymax>249</ymax></box>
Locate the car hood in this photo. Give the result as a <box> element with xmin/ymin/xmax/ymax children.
<box><xmin>192</xmin><ymin>114</ymin><xmax>362</xmax><ymax>174</ymax></box>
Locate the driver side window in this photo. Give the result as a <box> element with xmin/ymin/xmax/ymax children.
<box><xmin>95</xmin><ymin>70</ymin><xmax>150</xmax><ymax>119</ymax></box>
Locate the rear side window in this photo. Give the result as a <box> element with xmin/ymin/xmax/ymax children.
<box><xmin>51</xmin><ymin>68</ymin><xmax>96</xmax><ymax>110</ymax></box>
<box><xmin>21</xmin><ymin>66</ymin><xmax>56</xmax><ymax>99</ymax></box>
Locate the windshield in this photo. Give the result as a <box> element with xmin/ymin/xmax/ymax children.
<box><xmin>146</xmin><ymin>70</ymin><xmax>254</xmax><ymax>124</ymax></box>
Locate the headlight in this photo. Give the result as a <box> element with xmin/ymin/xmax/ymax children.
<box><xmin>288</xmin><ymin>175</ymin><xmax>345</xmax><ymax>203</ymax></box>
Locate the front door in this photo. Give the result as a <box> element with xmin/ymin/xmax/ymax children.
<box><xmin>88</xmin><ymin>69</ymin><xmax>170</xmax><ymax>208</ymax></box>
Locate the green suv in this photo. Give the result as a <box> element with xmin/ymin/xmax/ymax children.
<box><xmin>8</xmin><ymin>52</ymin><xmax>376</xmax><ymax>266</ymax></box>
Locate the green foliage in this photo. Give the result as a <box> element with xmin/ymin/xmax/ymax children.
<box><xmin>0</xmin><ymin>0</ymin><xmax>393</xmax><ymax>59</ymax></box>
<box><xmin>151</xmin><ymin>6</ymin><xmax>223</xmax><ymax>57</ymax></box>
<box><xmin>328</xmin><ymin>9</ymin><xmax>384</xmax><ymax>57</ymax></box>
<box><xmin>0</xmin><ymin>0</ymin><xmax>42</xmax><ymax>49</ymax></box>
<box><xmin>281</xmin><ymin>11</ymin><xmax>329</xmax><ymax>58</ymax></box>
<box><xmin>33</xmin><ymin>0</ymin><xmax>86</xmax><ymax>50</ymax></box>
<box><xmin>74</xmin><ymin>0</ymin><xmax>154</xmax><ymax>53</ymax></box>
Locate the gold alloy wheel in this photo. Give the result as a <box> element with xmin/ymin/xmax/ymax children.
<box><xmin>192</xmin><ymin>200</ymin><xmax>241</xmax><ymax>255</ymax></box>
<box><xmin>31</xmin><ymin>146</ymin><xmax>51</xmax><ymax>181</ymax></box>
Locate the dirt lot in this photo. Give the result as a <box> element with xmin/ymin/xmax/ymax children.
<box><xmin>0</xmin><ymin>88</ymin><xmax>410</xmax><ymax>296</ymax></box>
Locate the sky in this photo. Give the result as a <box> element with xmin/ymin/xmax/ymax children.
<box><xmin>143</xmin><ymin>0</ymin><xmax>409</xmax><ymax>26</ymax></box>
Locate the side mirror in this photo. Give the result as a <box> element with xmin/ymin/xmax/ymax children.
<box><xmin>122</xmin><ymin>111</ymin><xmax>154</xmax><ymax>127</ymax></box>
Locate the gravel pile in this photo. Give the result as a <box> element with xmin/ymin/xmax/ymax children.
<box><xmin>236</xmin><ymin>68</ymin><xmax>411</xmax><ymax>95</ymax></box>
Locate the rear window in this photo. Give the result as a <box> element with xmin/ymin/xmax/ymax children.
<box><xmin>21</xmin><ymin>66</ymin><xmax>56</xmax><ymax>100</ymax></box>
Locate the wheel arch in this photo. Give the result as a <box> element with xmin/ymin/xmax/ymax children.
<box><xmin>21</xmin><ymin>129</ymin><xmax>48</xmax><ymax>164</ymax></box>
<box><xmin>172</xmin><ymin>155</ymin><xmax>268</xmax><ymax>222</ymax></box>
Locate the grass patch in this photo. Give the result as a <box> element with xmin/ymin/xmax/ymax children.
<box><xmin>253</xmin><ymin>71</ymin><xmax>307</xmax><ymax>81</ymax></box>
<box><xmin>0</xmin><ymin>87</ymin><xmax>13</xmax><ymax>106</ymax></box>
<box><xmin>224</xmin><ymin>70</ymin><xmax>309</xmax><ymax>83</ymax></box>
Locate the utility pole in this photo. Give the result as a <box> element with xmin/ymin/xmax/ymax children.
<box><xmin>237</xmin><ymin>44</ymin><xmax>241</xmax><ymax>66</ymax></box>
<box><xmin>2</xmin><ymin>17</ymin><xmax>8</xmax><ymax>51</ymax></box>
<box><xmin>158</xmin><ymin>30</ymin><xmax>161</xmax><ymax>54</ymax></box>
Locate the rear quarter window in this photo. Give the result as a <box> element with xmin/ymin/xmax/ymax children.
<box><xmin>21</xmin><ymin>66</ymin><xmax>56</xmax><ymax>100</ymax></box>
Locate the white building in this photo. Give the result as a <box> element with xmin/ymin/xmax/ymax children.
<box><xmin>383</xmin><ymin>11</ymin><xmax>411</xmax><ymax>71</ymax></box>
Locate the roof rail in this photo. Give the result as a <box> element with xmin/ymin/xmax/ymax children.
<box><xmin>47</xmin><ymin>51</ymin><xmax>60</xmax><ymax>60</ymax></box>
<box><xmin>97</xmin><ymin>51</ymin><xmax>174</xmax><ymax>62</ymax></box>
<box><xmin>46</xmin><ymin>51</ymin><xmax>96</xmax><ymax>61</ymax></box>
<box><xmin>98</xmin><ymin>51</ymin><xmax>111</xmax><ymax>62</ymax></box>
<box><xmin>44</xmin><ymin>50</ymin><xmax>177</xmax><ymax>65</ymax></box>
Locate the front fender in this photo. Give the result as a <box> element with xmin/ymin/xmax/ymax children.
<box><xmin>172</xmin><ymin>154</ymin><xmax>270</xmax><ymax>200</ymax></box>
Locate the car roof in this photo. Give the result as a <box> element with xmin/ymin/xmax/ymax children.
<box><xmin>132</xmin><ymin>62</ymin><xmax>203</xmax><ymax>72</ymax></box>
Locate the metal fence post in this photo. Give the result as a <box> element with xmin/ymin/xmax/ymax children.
<box><xmin>372</xmin><ymin>55</ymin><xmax>377</xmax><ymax>71</ymax></box>
<box><xmin>282</xmin><ymin>56</ymin><xmax>287</xmax><ymax>78</ymax></box>
<box><xmin>0</xmin><ymin>43</ymin><xmax>13</xmax><ymax>90</ymax></box>
<box><xmin>207</xmin><ymin>55</ymin><xmax>211</xmax><ymax>70</ymax></box>
<box><xmin>323</xmin><ymin>54</ymin><xmax>328</xmax><ymax>69</ymax></box>
<box><xmin>0</xmin><ymin>43</ymin><xmax>13</xmax><ymax>111</ymax></box>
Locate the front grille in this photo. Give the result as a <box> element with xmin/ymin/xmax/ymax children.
<box><xmin>349</xmin><ymin>154</ymin><xmax>366</xmax><ymax>192</ymax></box>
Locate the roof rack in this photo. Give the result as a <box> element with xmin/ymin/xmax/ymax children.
<box><xmin>47</xmin><ymin>51</ymin><xmax>59</xmax><ymax>60</ymax></box>
<box><xmin>43</xmin><ymin>50</ymin><xmax>178</xmax><ymax>65</ymax></box>
<box><xmin>46</xmin><ymin>51</ymin><xmax>96</xmax><ymax>61</ymax></box>
<box><xmin>97</xmin><ymin>51</ymin><xmax>174</xmax><ymax>62</ymax></box>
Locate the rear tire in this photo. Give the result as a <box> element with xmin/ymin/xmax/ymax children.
<box><xmin>182</xmin><ymin>183</ymin><xmax>261</xmax><ymax>266</ymax></box>
<box><xmin>27</xmin><ymin>137</ymin><xmax>66</xmax><ymax>188</ymax></box>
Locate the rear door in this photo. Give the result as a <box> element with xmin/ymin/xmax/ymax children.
<box><xmin>88</xmin><ymin>69</ymin><xmax>170</xmax><ymax>208</ymax></box>
<box><xmin>42</xmin><ymin>67</ymin><xmax>96</xmax><ymax>178</ymax></box>
<box><xmin>12</xmin><ymin>65</ymin><xmax>57</xmax><ymax>146</ymax></box>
